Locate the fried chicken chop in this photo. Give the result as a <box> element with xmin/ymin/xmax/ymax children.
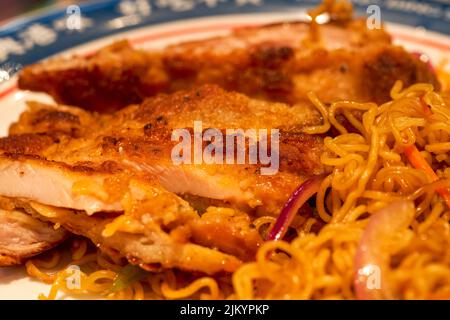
<box><xmin>0</xmin><ymin>86</ymin><xmax>324</xmax><ymax>271</ymax></box>
<box><xmin>18</xmin><ymin>20</ymin><xmax>439</xmax><ymax>112</ymax></box>
<box><xmin>4</xmin><ymin>85</ymin><xmax>324</xmax><ymax>213</ymax></box>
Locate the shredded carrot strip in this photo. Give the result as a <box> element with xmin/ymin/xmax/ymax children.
<box><xmin>404</xmin><ymin>144</ymin><xmax>450</xmax><ymax>209</ymax></box>
<box><xmin>420</xmin><ymin>96</ymin><xmax>432</xmax><ymax>116</ymax></box>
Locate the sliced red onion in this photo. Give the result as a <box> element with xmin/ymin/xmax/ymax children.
<box><xmin>267</xmin><ymin>174</ymin><xmax>326</xmax><ymax>241</ymax></box>
<box><xmin>354</xmin><ymin>200</ymin><xmax>415</xmax><ymax>300</ymax></box>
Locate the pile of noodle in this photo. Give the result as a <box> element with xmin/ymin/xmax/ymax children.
<box><xmin>235</xmin><ymin>82</ymin><xmax>450</xmax><ymax>300</ymax></box>
<box><xmin>25</xmin><ymin>81</ymin><xmax>450</xmax><ymax>300</ymax></box>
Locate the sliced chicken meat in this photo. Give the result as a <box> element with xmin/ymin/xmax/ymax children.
<box><xmin>0</xmin><ymin>155</ymin><xmax>123</xmax><ymax>214</ymax></box>
<box><xmin>0</xmin><ymin>208</ymin><xmax>67</xmax><ymax>266</ymax></box>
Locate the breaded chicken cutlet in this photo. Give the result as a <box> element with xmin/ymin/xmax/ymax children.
<box><xmin>0</xmin><ymin>86</ymin><xmax>324</xmax><ymax>271</ymax></box>
<box><xmin>18</xmin><ymin>20</ymin><xmax>439</xmax><ymax>112</ymax></box>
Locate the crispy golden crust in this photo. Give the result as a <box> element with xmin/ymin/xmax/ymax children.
<box><xmin>133</xmin><ymin>84</ymin><xmax>321</xmax><ymax>130</ymax></box>
<box><xmin>0</xmin><ymin>153</ymin><xmax>124</xmax><ymax>175</ymax></box>
<box><xmin>9</xmin><ymin>101</ymin><xmax>100</xmax><ymax>138</ymax></box>
<box><xmin>19</xmin><ymin>41</ymin><xmax>169</xmax><ymax>113</ymax></box>
<box><xmin>0</xmin><ymin>134</ymin><xmax>57</xmax><ymax>155</ymax></box>
<box><xmin>0</xmin><ymin>254</ymin><xmax>21</xmax><ymax>266</ymax></box>
<box><xmin>7</xmin><ymin>85</ymin><xmax>325</xmax><ymax>178</ymax></box>
<box><xmin>361</xmin><ymin>46</ymin><xmax>440</xmax><ymax>104</ymax></box>
<box><xmin>18</xmin><ymin>21</ymin><xmax>439</xmax><ymax>112</ymax></box>
<box><xmin>162</xmin><ymin>20</ymin><xmax>398</xmax><ymax>104</ymax></box>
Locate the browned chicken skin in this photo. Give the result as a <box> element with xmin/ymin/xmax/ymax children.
<box><xmin>19</xmin><ymin>41</ymin><xmax>168</xmax><ymax>113</ymax></box>
<box><xmin>18</xmin><ymin>20</ymin><xmax>440</xmax><ymax>112</ymax></box>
